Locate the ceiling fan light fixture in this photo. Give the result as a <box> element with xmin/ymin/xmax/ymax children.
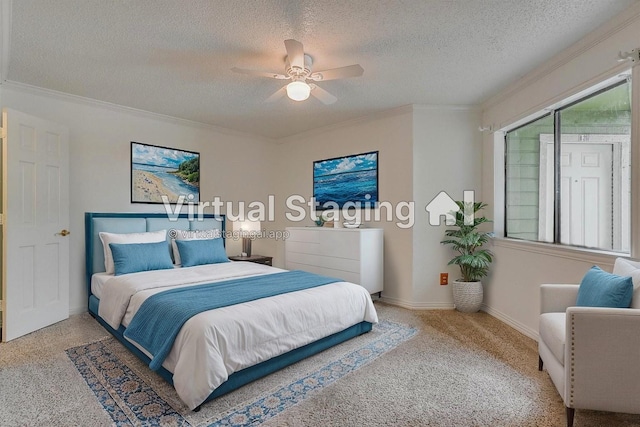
<box><xmin>286</xmin><ymin>80</ymin><xmax>311</xmax><ymax>101</ymax></box>
<box><xmin>231</xmin><ymin>39</ymin><xmax>362</xmax><ymax>105</ymax></box>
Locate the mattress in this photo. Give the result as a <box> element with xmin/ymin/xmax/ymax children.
<box><xmin>90</xmin><ymin>272</ymin><xmax>113</xmax><ymax>299</ymax></box>
<box><xmin>91</xmin><ymin>264</ymin><xmax>186</xmax><ymax>298</ymax></box>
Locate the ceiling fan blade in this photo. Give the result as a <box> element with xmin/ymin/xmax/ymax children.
<box><xmin>265</xmin><ymin>86</ymin><xmax>286</xmax><ymax>103</ymax></box>
<box><xmin>284</xmin><ymin>39</ymin><xmax>305</xmax><ymax>71</ymax></box>
<box><xmin>310</xmin><ymin>84</ymin><xmax>337</xmax><ymax>105</ymax></box>
<box><xmin>309</xmin><ymin>64</ymin><xmax>364</xmax><ymax>81</ymax></box>
<box><xmin>231</xmin><ymin>67</ymin><xmax>288</xmax><ymax>80</ymax></box>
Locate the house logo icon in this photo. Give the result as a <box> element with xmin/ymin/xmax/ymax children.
<box><xmin>425</xmin><ymin>190</ymin><xmax>475</xmax><ymax>226</ymax></box>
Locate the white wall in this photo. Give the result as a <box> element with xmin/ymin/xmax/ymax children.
<box><xmin>480</xmin><ymin>2</ymin><xmax>640</xmax><ymax>338</ymax></box>
<box><xmin>271</xmin><ymin>105</ymin><xmax>482</xmax><ymax>308</ymax></box>
<box><xmin>0</xmin><ymin>84</ymin><xmax>483</xmax><ymax>318</ymax></box>
<box><xmin>1</xmin><ymin>84</ymin><xmax>277</xmax><ymax>315</ymax></box>
<box><xmin>486</xmin><ymin>242</ymin><xmax>616</xmax><ymax>338</ymax></box>
<box><xmin>272</xmin><ymin>108</ymin><xmax>414</xmax><ymax>303</ymax></box>
<box><xmin>412</xmin><ymin>106</ymin><xmax>482</xmax><ymax>308</ymax></box>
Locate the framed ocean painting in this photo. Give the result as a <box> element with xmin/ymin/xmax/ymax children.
<box><xmin>313</xmin><ymin>151</ymin><xmax>378</xmax><ymax>210</ymax></box>
<box><xmin>131</xmin><ymin>142</ymin><xmax>200</xmax><ymax>204</ymax></box>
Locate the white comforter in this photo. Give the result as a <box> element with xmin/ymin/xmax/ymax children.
<box><xmin>97</xmin><ymin>262</ymin><xmax>378</xmax><ymax>409</ymax></box>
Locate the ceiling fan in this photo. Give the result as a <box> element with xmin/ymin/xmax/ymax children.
<box><xmin>231</xmin><ymin>39</ymin><xmax>364</xmax><ymax>104</ymax></box>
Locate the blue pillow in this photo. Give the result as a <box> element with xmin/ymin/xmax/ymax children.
<box><xmin>175</xmin><ymin>238</ymin><xmax>229</xmax><ymax>267</ymax></box>
<box><xmin>109</xmin><ymin>241</ymin><xmax>174</xmax><ymax>276</ymax></box>
<box><xmin>576</xmin><ymin>266</ymin><xmax>633</xmax><ymax>308</ymax></box>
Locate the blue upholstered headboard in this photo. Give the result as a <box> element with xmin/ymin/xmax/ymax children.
<box><xmin>85</xmin><ymin>212</ymin><xmax>226</xmax><ymax>302</ymax></box>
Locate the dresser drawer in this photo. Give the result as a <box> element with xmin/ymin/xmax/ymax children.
<box><xmin>285</xmin><ymin>240</ymin><xmax>320</xmax><ymax>255</ymax></box>
<box><xmin>286</xmin><ymin>252</ymin><xmax>360</xmax><ymax>273</ymax></box>
<box><xmin>284</xmin><ymin>227</ymin><xmax>383</xmax><ymax>295</ymax></box>
<box><xmin>316</xmin><ymin>267</ymin><xmax>360</xmax><ymax>285</ymax></box>
<box><xmin>319</xmin><ymin>231</ymin><xmax>360</xmax><ymax>260</ymax></box>
<box><xmin>285</xmin><ymin>261</ymin><xmax>322</xmax><ymax>275</ymax></box>
<box><xmin>286</xmin><ymin>261</ymin><xmax>361</xmax><ymax>285</ymax></box>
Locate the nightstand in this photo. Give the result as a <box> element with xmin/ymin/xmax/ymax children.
<box><xmin>228</xmin><ymin>255</ymin><xmax>273</xmax><ymax>266</ymax></box>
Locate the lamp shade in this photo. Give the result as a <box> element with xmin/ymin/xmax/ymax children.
<box><xmin>286</xmin><ymin>81</ymin><xmax>311</xmax><ymax>101</ymax></box>
<box><xmin>233</xmin><ymin>220</ymin><xmax>261</xmax><ymax>236</ymax></box>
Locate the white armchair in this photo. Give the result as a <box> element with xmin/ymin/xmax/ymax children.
<box><xmin>538</xmin><ymin>258</ymin><xmax>640</xmax><ymax>427</ymax></box>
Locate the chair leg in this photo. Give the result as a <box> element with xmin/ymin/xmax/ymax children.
<box><xmin>538</xmin><ymin>356</ymin><xmax>543</xmax><ymax>371</ymax></box>
<box><xmin>566</xmin><ymin>406</ymin><xmax>575</xmax><ymax>427</ymax></box>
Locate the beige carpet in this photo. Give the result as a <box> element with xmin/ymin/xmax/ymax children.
<box><xmin>1</xmin><ymin>303</ymin><xmax>640</xmax><ymax>426</ymax></box>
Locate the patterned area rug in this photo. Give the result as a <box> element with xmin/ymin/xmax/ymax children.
<box><xmin>66</xmin><ymin>320</ymin><xmax>416</xmax><ymax>426</ymax></box>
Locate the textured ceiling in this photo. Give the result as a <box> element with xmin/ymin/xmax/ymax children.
<box><xmin>6</xmin><ymin>0</ymin><xmax>638</xmax><ymax>139</ymax></box>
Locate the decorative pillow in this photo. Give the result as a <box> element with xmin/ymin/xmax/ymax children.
<box><xmin>109</xmin><ymin>241</ymin><xmax>174</xmax><ymax>276</ymax></box>
<box><xmin>175</xmin><ymin>238</ymin><xmax>229</xmax><ymax>268</ymax></box>
<box><xmin>576</xmin><ymin>266</ymin><xmax>633</xmax><ymax>308</ymax></box>
<box><xmin>99</xmin><ymin>229</ymin><xmax>167</xmax><ymax>274</ymax></box>
<box><xmin>612</xmin><ymin>258</ymin><xmax>640</xmax><ymax>309</ymax></box>
<box><xmin>171</xmin><ymin>229</ymin><xmax>221</xmax><ymax>265</ymax></box>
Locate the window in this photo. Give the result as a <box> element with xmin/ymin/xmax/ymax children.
<box><xmin>505</xmin><ymin>80</ymin><xmax>631</xmax><ymax>253</ymax></box>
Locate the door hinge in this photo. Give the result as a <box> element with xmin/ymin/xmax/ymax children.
<box><xmin>0</xmin><ymin>213</ymin><xmax>4</xmax><ymax>225</ymax></box>
<box><xmin>0</xmin><ymin>126</ymin><xmax>5</xmax><ymax>139</ymax></box>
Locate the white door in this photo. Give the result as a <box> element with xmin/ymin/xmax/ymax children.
<box><xmin>560</xmin><ymin>144</ymin><xmax>613</xmax><ymax>249</ymax></box>
<box><xmin>1</xmin><ymin>109</ymin><xmax>70</xmax><ymax>342</ymax></box>
<box><xmin>539</xmin><ymin>134</ymin><xmax>629</xmax><ymax>251</ymax></box>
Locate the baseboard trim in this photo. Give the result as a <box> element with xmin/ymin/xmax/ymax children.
<box><xmin>481</xmin><ymin>304</ymin><xmax>539</xmax><ymax>341</ymax></box>
<box><xmin>69</xmin><ymin>306</ymin><xmax>87</xmax><ymax>316</ymax></box>
<box><xmin>379</xmin><ymin>296</ymin><xmax>454</xmax><ymax>310</ymax></box>
<box><xmin>380</xmin><ymin>297</ymin><xmax>539</xmax><ymax>341</ymax></box>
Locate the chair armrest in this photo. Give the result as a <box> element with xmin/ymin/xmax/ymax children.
<box><xmin>564</xmin><ymin>307</ymin><xmax>640</xmax><ymax>413</ymax></box>
<box><xmin>540</xmin><ymin>284</ymin><xmax>579</xmax><ymax>314</ymax></box>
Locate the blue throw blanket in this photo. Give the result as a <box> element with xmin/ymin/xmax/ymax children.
<box><xmin>123</xmin><ymin>270</ymin><xmax>340</xmax><ymax>371</ymax></box>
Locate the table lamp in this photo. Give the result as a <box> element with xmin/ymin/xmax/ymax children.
<box><xmin>233</xmin><ymin>220</ymin><xmax>261</xmax><ymax>256</ymax></box>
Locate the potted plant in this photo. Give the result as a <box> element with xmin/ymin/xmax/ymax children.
<box><xmin>440</xmin><ymin>201</ymin><xmax>493</xmax><ymax>313</ymax></box>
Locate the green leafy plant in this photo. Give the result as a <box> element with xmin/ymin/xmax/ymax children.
<box><xmin>440</xmin><ymin>201</ymin><xmax>493</xmax><ymax>282</ymax></box>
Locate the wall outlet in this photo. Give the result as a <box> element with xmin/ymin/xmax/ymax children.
<box><xmin>440</xmin><ymin>273</ymin><xmax>448</xmax><ymax>285</ymax></box>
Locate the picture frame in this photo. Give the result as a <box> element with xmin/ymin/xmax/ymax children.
<box><xmin>131</xmin><ymin>141</ymin><xmax>200</xmax><ymax>204</ymax></box>
<box><xmin>313</xmin><ymin>151</ymin><xmax>378</xmax><ymax>210</ymax></box>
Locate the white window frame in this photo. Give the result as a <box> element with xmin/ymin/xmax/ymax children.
<box><xmin>502</xmin><ymin>78</ymin><xmax>632</xmax><ymax>254</ymax></box>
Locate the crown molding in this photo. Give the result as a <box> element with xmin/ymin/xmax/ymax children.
<box><xmin>276</xmin><ymin>104</ymin><xmax>415</xmax><ymax>144</ymax></box>
<box><xmin>276</xmin><ymin>103</ymin><xmax>477</xmax><ymax>144</ymax></box>
<box><xmin>1</xmin><ymin>80</ymin><xmax>277</xmax><ymax>143</ymax></box>
<box><xmin>1</xmin><ymin>79</ymin><xmax>476</xmax><ymax>144</ymax></box>
<box><xmin>482</xmin><ymin>1</ymin><xmax>640</xmax><ymax>112</ymax></box>
<box><xmin>0</xmin><ymin>80</ymin><xmax>477</xmax><ymax>144</ymax></box>
<box><xmin>412</xmin><ymin>103</ymin><xmax>479</xmax><ymax>112</ymax></box>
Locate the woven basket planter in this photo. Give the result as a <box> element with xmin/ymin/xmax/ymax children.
<box><xmin>452</xmin><ymin>280</ymin><xmax>483</xmax><ymax>313</ymax></box>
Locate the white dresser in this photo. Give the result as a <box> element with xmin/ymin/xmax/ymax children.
<box><xmin>285</xmin><ymin>227</ymin><xmax>383</xmax><ymax>295</ymax></box>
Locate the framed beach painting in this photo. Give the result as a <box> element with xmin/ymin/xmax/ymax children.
<box><xmin>313</xmin><ymin>151</ymin><xmax>378</xmax><ymax>210</ymax></box>
<box><xmin>131</xmin><ymin>142</ymin><xmax>200</xmax><ymax>204</ymax></box>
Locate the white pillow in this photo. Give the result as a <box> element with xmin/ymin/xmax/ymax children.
<box><xmin>99</xmin><ymin>230</ymin><xmax>167</xmax><ymax>274</ymax></box>
<box><xmin>171</xmin><ymin>229</ymin><xmax>221</xmax><ymax>265</ymax></box>
<box><xmin>612</xmin><ymin>258</ymin><xmax>640</xmax><ymax>309</ymax></box>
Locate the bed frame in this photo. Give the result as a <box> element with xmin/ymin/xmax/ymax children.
<box><xmin>85</xmin><ymin>212</ymin><xmax>372</xmax><ymax>410</ymax></box>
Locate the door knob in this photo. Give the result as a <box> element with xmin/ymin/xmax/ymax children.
<box><xmin>57</xmin><ymin>229</ymin><xmax>70</xmax><ymax>236</ymax></box>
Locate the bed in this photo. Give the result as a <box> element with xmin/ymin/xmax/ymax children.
<box><xmin>85</xmin><ymin>212</ymin><xmax>378</xmax><ymax>410</ymax></box>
